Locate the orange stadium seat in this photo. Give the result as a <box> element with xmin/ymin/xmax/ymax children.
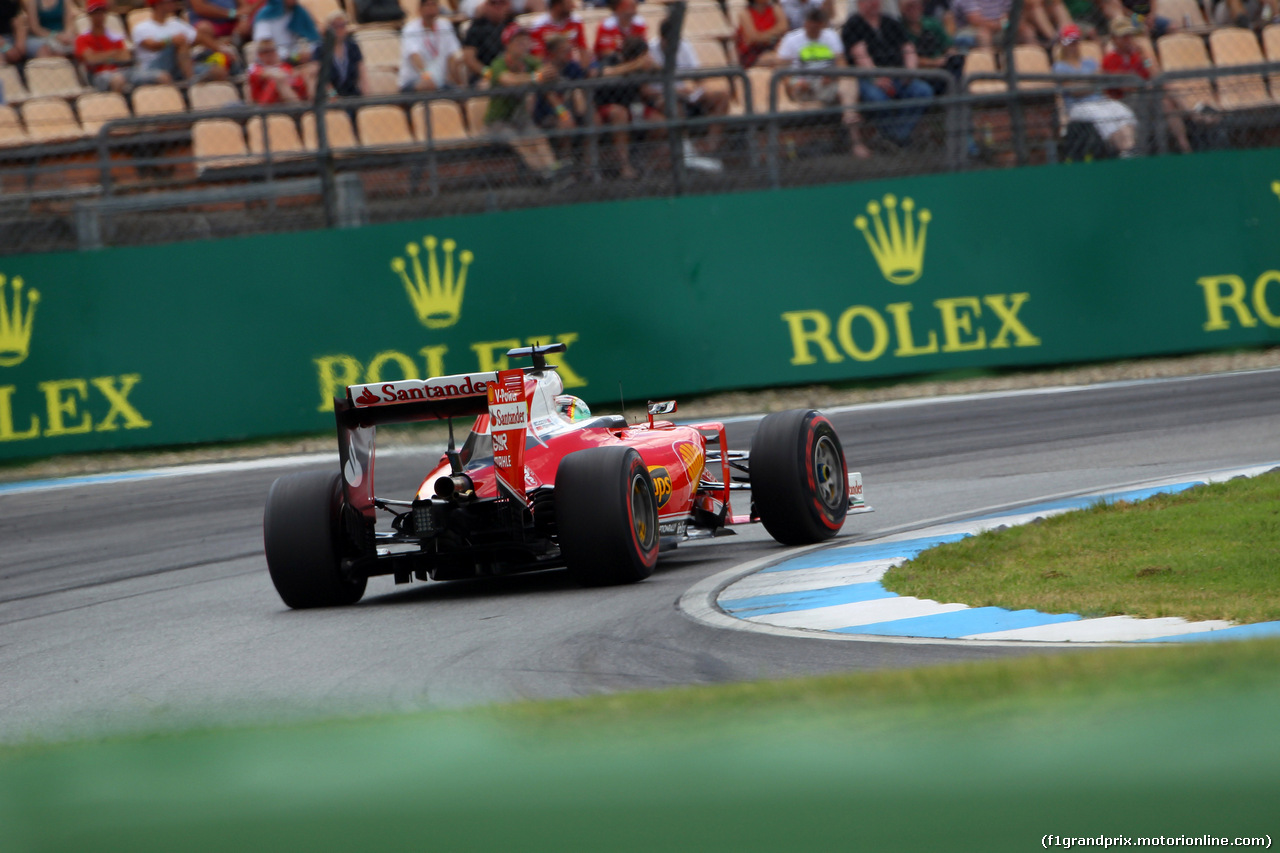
<box><xmin>356</xmin><ymin>104</ymin><xmax>415</xmax><ymax>147</ymax></box>
<box><xmin>298</xmin><ymin>0</ymin><xmax>340</xmax><ymax>26</ymax></box>
<box><xmin>20</xmin><ymin>97</ymin><xmax>84</xmax><ymax>141</ymax></box>
<box><xmin>354</xmin><ymin>29</ymin><xmax>400</xmax><ymax>69</ymax></box>
<box><xmin>1157</xmin><ymin>32</ymin><xmax>1218</xmax><ymax>111</ymax></box>
<box><xmin>0</xmin><ymin>64</ymin><xmax>30</xmax><ymax>104</ymax></box>
<box><xmin>192</xmin><ymin>118</ymin><xmax>256</xmax><ymax>173</ymax></box>
<box><xmin>365</xmin><ymin>67</ymin><xmax>400</xmax><ymax>95</ymax></box>
<box><xmin>464</xmin><ymin>96</ymin><xmax>489</xmax><ymax>132</ymax></box>
<box><xmin>189</xmin><ymin>81</ymin><xmax>242</xmax><ymax>110</ymax></box>
<box><xmin>132</xmin><ymin>84</ymin><xmax>187</xmax><ymax>117</ymax></box>
<box><xmin>411</xmin><ymin>100</ymin><xmax>469</xmax><ymax>144</ymax></box>
<box><xmin>0</xmin><ymin>104</ymin><xmax>31</xmax><ymax>147</ymax></box>
<box><xmin>1159</xmin><ymin>0</ymin><xmax>1208</xmax><ymax>29</ymax></box>
<box><xmin>24</xmin><ymin>57</ymin><xmax>87</xmax><ymax>98</ymax></box>
<box><xmin>692</xmin><ymin>39</ymin><xmax>731</xmax><ymax>67</ymax></box>
<box><xmin>1262</xmin><ymin>23</ymin><xmax>1280</xmax><ymax>61</ymax></box>
<box><xmin>125</xmin><ymin>7</ymin><xmax>151</xmax><ymax>35</ymax></box>
<box><xmin>1078</xmin><ymin>39</ymin><xmax>1103</xmax><ymax>65</ymax></box>
<box><xmin>301</xmin><ymin>109</ymin><xmax>360</xmax><ymax>151</ymax></box>
<box><xmin>963</xmin><ymin>47</ymin><xmax>1006</xmax><ymax>93</ymax></box>
<box><xmin>76</xmin><ymin>91</ymin><xmax>131</xmax><ymax>135</ymax></box>
<box><xmin>1208</xmin><ymin>27</ymin><xmax>1275</xmax><ymax>109</ymax></box>
<box><xmin>247</xmin><ymin>114</ymin><xmax>307</xmax><ymax>157</ymax></box>
<box><xmin>688</xmin><ymin>2</ymin><xmax>734</xmax><ymax>40</ymax></box>
<box><xmin>1012</xmin><ymin>44</ymin><xmax>1054</xmax><ymax>89</ymax></box>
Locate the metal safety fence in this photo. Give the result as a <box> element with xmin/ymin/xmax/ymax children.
<box><xmin>1</xmin><ymin>2</ymin><xmax>1280</xmax><ymax>254</ymax></box>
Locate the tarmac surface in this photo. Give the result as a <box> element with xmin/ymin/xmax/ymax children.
<box><xmin>2</xmin><ymin>368</ymin><xmax>1279</xmax><ymax>741</ymax></box>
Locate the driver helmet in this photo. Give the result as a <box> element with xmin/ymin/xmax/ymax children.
<box><xmin>555</xmin><ymin>395</ymin><xmax>592</xmax><ymax>423</ymax></box>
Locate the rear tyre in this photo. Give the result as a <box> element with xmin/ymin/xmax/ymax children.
<box><xmin>749</xmin><ymin>409</ymin><xmax>848</xmax><ymax>545</ymax></box>
<box><xmin>555</xmin><ymin>447</ymin><xmax>660</xmax><ymax>586</ymax></box>
<box><xmin>263</xmin><ymin>470</ymin><xmax>367</xmax><ymax>609</ymax></box>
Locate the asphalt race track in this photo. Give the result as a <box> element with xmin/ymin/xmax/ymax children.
<box><xmin>2</xmin><ymin>370</ymin><xmax>1279</xmax><ymax>741</ymax></box>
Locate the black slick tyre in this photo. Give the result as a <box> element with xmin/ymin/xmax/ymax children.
<box><xmin>263</xmin><ymin>470</ymin><xmax>367</xmax><ymax>608</ymax></box>
<box><xmin>749</xmin><ymin>409</ymin><xmax>848</xmax><ymax>545</ymax></box>
<box><xmin>555</xmin><ymin>446</ymin><xmax>660</xmax><ymax>586</ymax></box>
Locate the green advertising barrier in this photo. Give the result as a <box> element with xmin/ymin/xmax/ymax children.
<box><xmin>2</xmin><ymin>148</ymin><xmax>1279</xmax><ymax>461</ymax></box>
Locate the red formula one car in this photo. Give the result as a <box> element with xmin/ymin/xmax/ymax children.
<box><xmin>263</xmin><ymin>344</ymin><xmax>868</xmax><ymax>608</ymax></box>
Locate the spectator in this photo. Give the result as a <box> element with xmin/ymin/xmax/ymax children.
<box><xmin>952</xmin><ymin>0</ymin><xmax>1062</xmax><ymax>45</ymax></box>
<box><xmin>594</xmin><ymin>33</ymin><xmax>656</xmax><ymax>179</ymax></box>
<box><xmin>398</xmin><ymin>0</ymin><xmax>462</xmax><ymax>91</ymax></box>
<box><xmin>1053</xmin><ymin>22</ymin><xmax>1135</xmax><ymax>154</ymax></box>
<box><xmin>780</xmin><ymin>0</ymin><xmax>835</xmax><ymax>30</ymax></box>
<box><xmin>322</xmin><ymin>9</ymin><xmax>365</xmax><ymax>96</ymax></box>
<box><xmin>252</xmin><ymin>0</ymin><xmax>318</xmax><ymax>64</ymax></box>
<box><xmin>648</xmin><ymin>12</ymin><xmax>730</xmax><ymax>156</ymax></box>
<box><xmin>247</xmin><ymin>35</ymin><xmax>308</xmax><ymax>102</ymax></box>
<box><xmin>778</xmin><ymin>7</ymin><xmax>870</xmax><ymax>157</ymax></box>
<box><xmin>461</xmin><ymin>0</ymin><xmax>512</xmax><ymax>84</ymax></box>
<box><xmin>842</xmin><ymin>0</ymin><xmax>934</xmax><ymax>146</ymax></box>
<box><xmin>1</xmin><ymin>0</ymin><xmax>28</xmax><ymax>64</ymax></box>
<box><xmin>188</xmin><ymin>0</ymin><xmax>257</xmax><ymax>41</ymax></box>
<box><xmin>900</xmin><ymin>0</ymin><xmax>960</xmax><ymax>92</ymax></box>
<box><xmin>1096</xmin><ymin>0</ymin><xmax>1171</xmax><ymax>36</ymax></box>
<box><xmin>1102</xmin><ymin>16</ymin><xmax>1189</xmax><ymax>152</ymax></box>
<box><xmin>534</xmin><ymin>33</ymin><xmax>585</xmax><ymax>159</ymax></box>
<box><xmin>484</xmin><ymin>23</ymin><xmax>563</xmax><ymax>178</ymax></box>
<box><xmin>132</xmin><ymin>0</ymin><xmax>233</xmax><ymax>84</ymax></box>
<box><xmin>529</xmin><ymin>0</ymin><xmax>587</xmax><ymax>61</ymax></box>
<box><xmin>592</xmin><ymin>0</ymin><xmax>644</xmax><ymax>62</ymax></box>
<box><xmin>23</xmin><ymin>0</ymin><xmax>75</xmax><ymax>58</ymax></box>
<box><xmin>74</xmin><ymin>0</ymin><xmax>138</xmax><ymax>92</ymax></box>
<box><xmin>736</xmin><ymin>0</ymin><xmax>787</xmax><ymax>67</ymax></box>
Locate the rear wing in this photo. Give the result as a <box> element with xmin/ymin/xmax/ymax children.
<box><xmin>335</xmin><ymin>372</ymin><xmax>498</xmax><ymax>529</ymax></box>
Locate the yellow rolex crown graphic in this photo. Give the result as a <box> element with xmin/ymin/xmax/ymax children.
<box><xmin>390</xmin><ymin>235</ymin><xmax>474</xmax><ymax>329</ymax></box>
<box><xmin>853</xmin><ymin>194</ymin><xmax>931</xmax><ymax>285</ymax></box>
<box><xmin>1272</xmin><ymin>180</ymin><xmax>1280</xmax><ymax>201</ymax></box>
<box><xmin>0</xmin><ymin>274</ymin><xmax>38</xmax><ymax>368</ymax></box>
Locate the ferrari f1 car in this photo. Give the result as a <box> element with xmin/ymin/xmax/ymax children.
<box><xmin>263</xmin><ymin>344</ymin><xmax>869</xmax><ymax>609</ymax></box>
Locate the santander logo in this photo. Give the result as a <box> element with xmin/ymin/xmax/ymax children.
<box><xmin>356</xmin><ymin>388</ymin><xmax>380</xmax><ymax>405</ymax></box>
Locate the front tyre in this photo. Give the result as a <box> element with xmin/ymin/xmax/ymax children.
<box><xmin>555</xmin><ymin>447</ymin><xmax>660</xmax><ymax>586</ymax></box>
<box><xmin>263</xmin><ymin>470</ymin><xmax>367</xmax><ymax>609</ymax></box>
<box><xmin>749</xmin><ymin>409</ymin><xmax>848</xmax><ymax>545</ymax></box>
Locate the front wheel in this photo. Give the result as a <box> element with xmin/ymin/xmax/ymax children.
<box><xmin>749</xmin><ymin>409</ymin><xmax>848</xmax><ymax>546</ymax></box>
<box><xmin>555</xmin><ymin>447</ymin><xmax>660</xmax><ymax>586</ymax></box>
<box><xmin>263</xmin><ymin>470</ymin><xmax>367</xmax><ymax>609</ymax></box>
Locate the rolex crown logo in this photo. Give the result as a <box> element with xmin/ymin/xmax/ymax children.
<box><xmin>0</xmin><ymin>274</ymin><xmax>38</xmax><ymax>368</ymax></box>
<box><xmin>391</xmin><ymin>235</ymin><xmax>473</xmax><ymax>329</ymax></box>
<box><xmin>854</xmin><ymin>194</ymin><xmax>931</xmax><ymax>285</ymax></box>
<box><xmin>1272</xmin><ymin>180</ymin><xmax>1280</xmax><ymax>201</ymax></box>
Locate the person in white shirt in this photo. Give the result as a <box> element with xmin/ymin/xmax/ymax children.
<box><xmin>776</xmin><ymin>8</ymin><xmax>868</xmax><ymax>157</ymax></box>
<box><xmin>648</xmin><ymin>14</ymin><xmax>730</xmax><ymax>160</ymax></box>
<box><xmin>131</xmin><ymin>0</ymin><xmax>232</xmax><ymax>82</ymax></box>
<box><xmin>399</xmin><ymin>0</ymin><xmax>463</xmax><ymax>91</ymax></box>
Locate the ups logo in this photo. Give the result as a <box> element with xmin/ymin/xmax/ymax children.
<box><xmin>648</xmin><ymin>466</ymin><xmax>672</xmax><ymax>508</ymax></box>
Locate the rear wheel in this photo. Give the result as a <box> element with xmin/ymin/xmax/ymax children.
<box><xmin>263</xmin><ymin>470</ymin><xmax>367</xmax><ymax>609</ymax></box>
<box><xmin>749</xmin><ymin>409</ymin><xmax>848</xmax><ymax>545</ymax></box>
<box><xmin>555</xmin><ymin>447</ymin><xmax>660</xmax><ymax>586</ymax></box>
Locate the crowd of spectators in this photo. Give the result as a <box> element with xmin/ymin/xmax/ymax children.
<box><xmin>0</xmin><ymin>0</ymin><xmax>1271</xmax><ymax>167</ymax></box>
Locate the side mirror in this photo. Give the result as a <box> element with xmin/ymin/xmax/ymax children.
<box><xmin>647</xmin><ymin>400</ymin><xmax>677</xmax><ymax>416</ymax></box>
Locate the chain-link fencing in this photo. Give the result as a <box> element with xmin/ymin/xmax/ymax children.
<box><xmin>1</xmin><ymin>0</ymin><xmax>1279</xmax><ymax>254</ymax></box>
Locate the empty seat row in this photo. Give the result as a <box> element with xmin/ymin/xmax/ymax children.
<box><xmin>192</xmin><ymin>99</ymin><xmax>482</xmax><ymax>170</ymax></box>
<box><xmin>0</xmin><ymin>82</ymin><xmax>245</xmax><ymax>148</ymax></box>
<box><xmin>963</xmin><ymin>25</ymin><xmax>1280</xmax><ymax>107</ymax></box>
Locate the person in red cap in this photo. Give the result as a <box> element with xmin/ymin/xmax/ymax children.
<box><xmin>1053</xmin><ymin>22</ymin><xmax>1136</xmax><ymax>155</ymax></box>
<box><xmin>483</xmin><ymin>23</ymin><xmax>563</xmax><ymax>179</ymax></box>
<box><xmin>1102</xmin><ymin>16</ymin><xmax>1191</xmax><ymax>153</ymax></box>
<box><xmin>74</xmin><ymin>0</ymin><xmax>137</xmax><ymax>93</ymax></box>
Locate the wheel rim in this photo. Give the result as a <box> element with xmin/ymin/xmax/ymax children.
<box><xmin>812</xmin><ymin>434</ymin><xmax>844</xmax><ymax>514</ymax></box>
<box><xmin>630</xmin><ymin>472</ymin><xmax>658</xmax><ymax>551</ymax></box>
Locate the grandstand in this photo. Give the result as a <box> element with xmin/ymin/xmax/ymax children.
<box><xmin>0</xmin><ymin>0</ymin><xmax>1278</xmax><ymax>254</ymax></box>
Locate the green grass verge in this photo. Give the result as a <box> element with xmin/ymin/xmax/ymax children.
<box><xmin>2</xmin><ymin>638</ymin><xmax>1278</xmax><ymax>852</ymax></box>
<box><xmin>884</xmin><ymin>471</ymin><xmax>1280</xmax><ymax>623</ymax></box>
